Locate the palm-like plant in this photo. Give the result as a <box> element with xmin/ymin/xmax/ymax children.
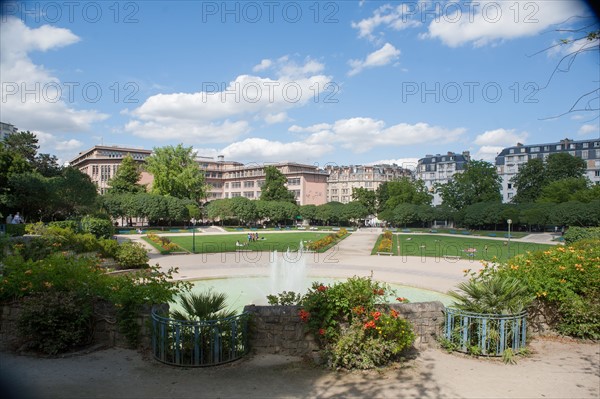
<box><xmin>448</xmin><ymin>274</ymin><xmax>533</xmax><ymax>314</ymax></box>
<box><xmin>171</xmin><ymin>291</ymin><xmax>237</xmax><ymax>321</ymax></box>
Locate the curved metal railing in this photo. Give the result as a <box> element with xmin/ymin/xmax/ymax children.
<box><xmin>151</xmin><ymin>307</ymin><xmax>249</xmax><ymax>367</ymax></box>
<box><xmin>444</xmin><ymin>307</ymin><xmax>527</xmax><ymax>356</ymax></box>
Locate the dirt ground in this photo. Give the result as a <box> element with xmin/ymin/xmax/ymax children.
<box><xmin>1</xmin><ymin>337</ymin><xmax>598</xmax><ymax>399</ymax></box>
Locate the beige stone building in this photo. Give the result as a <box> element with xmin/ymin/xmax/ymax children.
<box><xmin>69</xmin><ymin>145</ymin><xmax>153</xmax><ymax>194</ymax></box>
<box><xmin>325</xmin><ymin>164</ymin><xmax>412</xmax><ymax>203</ymax></box>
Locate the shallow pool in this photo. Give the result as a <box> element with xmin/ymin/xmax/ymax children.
<box><xmin>171</xmin><ymin>276</ymin><xmax>453</xmax><ymax>314</ymax></box>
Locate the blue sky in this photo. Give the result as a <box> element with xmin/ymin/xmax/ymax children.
<box><xmin>1</xmin><ymin>0</ymin><xmax>598</xmax><ymax>169</ymax></box>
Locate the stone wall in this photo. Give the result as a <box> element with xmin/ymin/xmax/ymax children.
<box><xmin>243</xmin><ymin>301</ymin><xmax>445</xmax><ymax>357</ymax></box>
<box><xmin>0</xmin><ymin>300</ymin><xmax>156</xmax><ymax>352</ymax></box>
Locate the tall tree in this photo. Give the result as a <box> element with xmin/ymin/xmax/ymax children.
<box><xmin>510</xmin><ymin>158</ymin><xmax>546</xmax><ymax>203</ymax></box>
<box><xmin>3</xmin><ymin>131</ymin><xmax>39</xmax><ymax>164</ymax></box>
<box><xmin>49</xmin><ymin>167</ymin><xmax>98</xmax><ymax>218</ymax></box>
<box><xmin>382</xmin><ymin>177</ymin><xmax>432</xmax><ymax>212</ymax></box>
<box><xmin>259</xmin><ymin>166</ymin><xmax>296</xmax><ymax>203</ymax></box>
<box><xmin>351</xmin><ymin>187</ymin><xmax>377</xmax><ymax>215</ymax></box>
<box><xmin>438</xmin><ymin>160</ymin><xmax>502</xmax><ymax>210</ymax></box>
<box><xmin>545</xmin><ymin>153</ymin><xmax>586</xmax><ymax>182</ymax></box>
<box><xmin>107</xmin><ymin>154</ymin><xmax>145</xmax><ymax>194</ymax></box>
<box><xmin>145</xmin><ymin>144</ymin><xmax>207</xmax><ymax>202</ymax></box>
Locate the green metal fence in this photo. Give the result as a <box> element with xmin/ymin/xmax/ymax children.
<box><xmin>151</xmin><ymin>307</ymin><xmax>250</xmax><ymax>367</ymax></box>
<box><xmin>444</xmin><ymin>307</ymin><xmax>527</xmax><ymax>356</ymax></box>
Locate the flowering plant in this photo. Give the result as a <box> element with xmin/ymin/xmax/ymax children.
<box><xmin>297</xmin><ymin>275</ymin><xmax>415</xmax><ymax>369</ymax></box>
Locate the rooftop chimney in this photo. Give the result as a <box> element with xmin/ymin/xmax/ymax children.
<box><xmin>218</xmin><ymin>155</ymin><xmax>224</xmax><ymax>162</ymax></box>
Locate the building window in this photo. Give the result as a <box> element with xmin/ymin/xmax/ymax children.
<box><xmin>583</xmin><ymin>142</ymin><xmax>589</xmax><ymax>148</ymax></box>
<box><xmin>257</xmin><ymin>180</ymin><xmax>265</xmax><ymax>187</ymax></box>
<box><xmin>231</xmin><ymin>182</ymin><xmax>241</xmax><ymax>188</ymax></box>
<box><xmin>595</xmin><ymin>171</ymin><xmax>600</xmax><ymax>177</ymax></box>
<box><xmin>509</xmin><ymin>149</ymin><xmax>515</xmax><ymax>154</ymax></box>
<box><xmin>582</xmin><ymin>150</ymin><xmax>588</xmax><ymax>159</ymax></box>
<box><xmin>570</xmin><ymin>144</ymin><xmax>576</xmax><ymax>149</ymax></box>
<box><xmin>507</xmin><ymin>192</ymin><xmax>513</xmax><ymax>199</ymax></box>
<box><xmin>244</xmin><ymin>181</ymin><xmax>254</xmax><ymax>188</ymax></box>
<box><xmin>556</xmin><ymin>145</ymin><xmax>562</xmax><ymax>150</ymax></box>
<box><xmin>531</xmin><ymin>147</ymin><xmax>539</xmax><ymax>152</ymax></box>
<box><xmin>231</xmin><ymin>192</ymin><xmax>241</xmax><ymax>197</ymax></box>
<box><xmin>243</xmin><ymin>191</ymin><xmax>254</xmax><ymax>198</ymax></box>
<box><xmin>507</xmin><ymin>183</ymin><xmax>512</xmax><ymax>189</ymax></box>
<box><xmin>287</xmin><ymin>178</ymin><xmax>301</xmax><ymax>186</ymax></box>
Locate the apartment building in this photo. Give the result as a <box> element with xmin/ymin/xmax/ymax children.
<box><xmin>416</xmin><ymin>151</ymin><xmax>471</xmax><ymax>206</ymax></box>
<box><xmin>325</xmin><ymin>164</ymin><xmax>412</xmax><ymax>203</ymax></box>
<box><xmin>69</xmin><ymin>145</ymin><xmax>153</xmax><ymax>194</ymax></box>
<box><xmin>496</xmin><ymin>138</ymin><xmax>600</xmax><ymax>202</ymax></box>
<box><xmin>0</xmin><ymin>122</ymin><xmax>18</xmax><ymax>141</ymax></box>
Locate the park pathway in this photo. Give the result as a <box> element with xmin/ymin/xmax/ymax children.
<box><xmin>331</xmin><ymin>228</ymin><xmax>381</xmax><ymax>256</ymax></box>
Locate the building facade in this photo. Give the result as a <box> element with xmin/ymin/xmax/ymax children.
<box><xmin>416</xmin><ymin>151</ymin><xmax>471</xmax><ymax>206</ymax></box>
<box><xmin>69</xmin><ymin>146</ymin><xmax>328</xmax><ymax>205</ymax></box>
<box><xmin>325</xmin><ymin>164</ymin><xmax>412</xmax><ymax>203</ymax></box>
<box><xmin>0</xmin><ymin>122</ymin><xmax>18</xmax><ymax>141</ymax></box>
<box><xmin>69</xmin><ymin>145</ymin><xmax>153</xmax><ymax>194</ymax></box>
<box><xmin>496</xmin><ymin>138</ymin><xmax>600</xmax><ymax>202</ymax></box>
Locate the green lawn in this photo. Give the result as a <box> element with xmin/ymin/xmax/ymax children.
<box><xmin>166</xmin><ymin>232</ymin><xmax>337</xmax><ymax>253</ymax></box>
<box><xmin>377</xmin><ymin>234</ymin><xmax>553</xmax><ymax>262</ymax></box>
<box><xmin>390</xmin><ymin>227</ymin><xmax>528</xmax><ymax>239</ymax></box>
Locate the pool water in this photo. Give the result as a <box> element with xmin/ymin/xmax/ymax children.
<box><xmin>171</xmin><ymin>276</ymin><xmax>453</xmax><ymax>314</ymax></box>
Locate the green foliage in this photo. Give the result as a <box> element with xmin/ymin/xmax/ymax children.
<box><xmin>537</xmin><ymin>177</ymin><xmax>590</xmax><ymax>204</ymax></box>
<box><xmin>48</xmin><ymin>220</ymin><xmax>80</xmax><ymax>232</ymax></box>
<box><xmin>266</xmin><ymin>291</ymin><xmax>303</xmax><ymax>306</ymax></box>
<box><xmin>145</xmin><ymin>144</ymin><xmax>207</xmax><ymax>202</ymax></box>
<box><xmin>564</xmin><ymin>227</ymin><xmax>600</xmax><ymax>244</ymax></box>
<box><xmin>260</xmin><ymin>166</ymin><xmax>296</xmax><ymax>203</ymax></box>
<box><xmin>80</xmin><ymin>216</ymin><xmax>114</xmax><ymax>238</ymax></box>
<box><xmin>351</xmin><ymin>187</ymin><xmax>377</xmax><ymax>215</ymax></box>
<box><xmin>438</xmin><ymin>160</ymin><xmax>502</xmax><ymax>210</ymax></box>
<box><xmin>298</xmin><ymin>276</ymin><xmax>415</xmax><ymax>369</ymax></box>
<box><xmin>382</xmin><ymin>177</ymin><xmax>433</xmax><ymax>211</ymax></box>
<box><xmin>481</xmin><ymin>240</ymin><xmax>600</xmax><ymax>339</ymax></box>
<box><xmin>448</xmin><ymin>274</ymin><xmax>534</xmax><ymax>314</ymax></box>
<box><xmin>98</xmin><ymin>238</ymin><xmax>120</xmax><ymax>258</ymax></box>
<box><xmin>171</xmin><ymin>290</ymin><xmax>236</xmax><ymax>321</ymax></box>
<box><xmin>107</xmin><ymin>154</ymin><xmax>145</xmax><ymax>194</ymax></box>
<box><xmin>17</xmin><ymin>290</ymin><xmax>93</xmax><ymax>355</ymax></box>
<box><xmin>115</xmin><ymin>241</ymin><xmax>149</xmax><ymax>269</ymax></box>
<box><xmin>5</xmin><ymin>223</ymin><xmax>26</xmax><ymax>236</ymax></box>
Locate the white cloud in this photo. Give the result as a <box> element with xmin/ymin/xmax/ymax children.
<box><xmin>34</xmin><ymin>130</ymin><xmax>84</xmax><ymax>164</ymax></box>
<box><xmin>125</xmin><ymin>57</ymin><xmax>332</xmax><ymax>144</ymax></box>
<box><xmin>425</xmin><ymin>1</ymin><xmax>588</xmax><ymax>47</ymax></box>
<box><xmin>252</xmin><ymin>59</ymin><xmax>272</xmax><ymax>72</ymax></box>
<box><xmin>264</xmin><ymin>112</ymin><xmax>289</xmax><ymax>124</ymax></box>
<box><xmin>196</xmin><ymin>138</ymin><xmax>334</xmax><ymax>163</ymax></box>
<box><xmin>578</xmin><ymin>123</ymin><xmax>599</xmax><ymax>135</ymax></box>
<box><xmin>348</xmin><ymin>43</ymin><xmax>400</xmax><ymax>76</ymax></box>
<box><xmin>474</xmin><ymin>128</ymin><xmax>528</xmax><ymax>146</ymax></box>
<box><xmin>0</xmin><ymin>17</ymin><xmax>108</xmax><ymax>133</ymax></box>
<box><xmin>474</xmin><ymin>146</ymin><xmax>505</xmax><ymax>162</ymax></box>
<box><xmin>352</xmin><ymin>4</ymin><xmax>422</xmax><ymax>41</ymax></box>
<box><xmin>298</xmin><ymin>117</ymin><xmax>466</xmax><ymax>153</ymax></box>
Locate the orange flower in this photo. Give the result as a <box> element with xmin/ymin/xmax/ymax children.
<box><xmin>390</xmin><ymin>309</ymin><xmax>398</xmax><ymax>319</ymax></box>
<box><xmin>298</xmin><ymin>309</ymin><xmax>310</xmax><ymax>322</ymax></box>
<box><xmin>319</xmin><ymin>328</ymin><xmax>326</xmax><ymax>335</ymax></box>
<box><xmin>371</xmin><ymin>311</ymin><xmax>381</xmax><ymax>320</ymax></box>
<box><xmin>364</xmin><ymin>320</ymin><xmax>376</xmax><ymax>330</ymax></box>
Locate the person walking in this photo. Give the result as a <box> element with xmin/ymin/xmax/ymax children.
<box><xmin>11</xmin><ymin>213</ymin><xmax>21</xmax><ymax>224</ymax></box>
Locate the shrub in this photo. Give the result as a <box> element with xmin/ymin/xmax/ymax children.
<box><xmin>5</xmin><ymin>223</ymin><xmax>26</xmax><ymax>236</ymax></box>
<box><xmin>378</xmin><ymin>238</ymin><xmax>392</xmax><ymax>253</ymax></box>
<box><xmin>475</xmin><ymin>240</ymin><xmax>600</xmax><ymax>339</ymax></box>
<box><xmin>298</xmin><ymin>276</ymin><xmax>415</xmax><ymax>369</ymax></box>
<box><xmin>17</xmin><ymin>290</ymin><xmax>93</xmax><ymax>355</ymax></box>
<box><xmin>115</xmin><ymin>241</ymin><xmax>149</xmax><ymax>269</ymax></box>
<box><xmin>48</xmin><ymin>220</ymin><xmax>81</xmax><ymax>233</ymax></box>
<box><xmin>97</xmin><ymin>238</ymin><xmax>120</xmax><ymax>258</ymax></box>
<box><xmin>383</xmin><ymin>230</ymin><xmax>393</xmax><ymax>240</ymax></box>
<box><xmin>80</xmin><ymin>216</ymin><xmax>114</xmax><ymax>239</ymax></box>
<box><xmin>564</xmin><ymin>227</ymin><xmax>600</xmax><ymax>245</ymax></box>
<box><xmin>266</xmin><ymin>291</ymin><xmax>303</xmax><ymax>305</ymax></box>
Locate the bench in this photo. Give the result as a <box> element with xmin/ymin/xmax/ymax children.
<box><xmin>488</xmin><ymin>233</ymin><xmax>497</xmax><ymax>237</ymax></box>
<box><xmin>402</xmin><ymin>229</ymin><xmax>411</xmax><ymax>233</ymax></box>
<box><xmin>443</xmin><ymin>255</ymin><xmax>461</xmax><ymax>261</ymax></box>
<box><xmin>332</xmin><ymin>227</ymin><xmax>340</xmax><ymax>231</ymax></box>
<box><xmin>377</xmin><ymin>252</ymin><xmax>394</xmax><ymax>256</ymax></box>
<box><xmin>297</xmin><ymin>227</ymin><xmax>306</xmax><ymax>230</ymax></box>
<box><xmin>118</xmin><ymin>230</ymin><xmax>131</xmax><ymax>234</ymax></box>
<box><xmin>449</xmin><ymin>230</ymin><xmax>457</xmax><ymax>234</ymax></box>
<box><xmin>429</xmin><ymin>229</ymin><xmax>438</xmax><ymax>233</ymax></box>
<box><xmin>504</xmin><ymin>234</ymin><xmax>513</xmax><ymax>238</ymax></box>
<box><xmin>461</xmin><ymin>231</ymin><xmax>470</xmax><ymax>235</ymax></box>
<box><xmin>310</xmin><ymin>227</ymin><xmax>318</xmax><ymax>230</ymax></box>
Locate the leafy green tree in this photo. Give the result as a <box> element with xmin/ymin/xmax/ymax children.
<box><xmin>260</xmin><ymin>166</ymin><xmax>296</xmax><ymax>203</ymax></box>
<box><xmin>49</xmin><ymin>167</ymin><xmax>98</xmax><ymax>218</ymax></box>
<box><xmin>376</xmin><ymin>182</ymin><xmax>390</xmax><ymax>213</ymax></box>
<box><xmin>3</xmin><ymin>131</ymin><xmax>39</xmax><ymax>164</ymax></box>
<box><xmin>383</xmin><ymin>177</ymin><xmax>432</xmax><ymax>211</ymax></box>
<box><xmin>519</xmin><ymin>203</ymin><xmax>555</xmax><ymax>231</ymax></box>
<box><xmin>33</xmin><ymin>153</ymin><xmax>62</xmax><ymax>177</ymax></box>
<box><xmin>538</xmin><ymin>177</ymin><xmax>590</xmax><ymax>203</ymax></box>
<box><xmin>545</xmin><ymin>153</ymin><xmax>586</xmax><ymax>181</ymax></box>
<box><xmin>438</xmin><ymin>160</ymin><xmax>501</xmax><ymax>210</ymax></box>
<box><xmin>392</xmin><ymin>203</ymin><xmax>418</xmax><ymax>227</ymax></box>
<box><xmin>351</xmin><ymin>187</ymin><xmax>377</xmax><ymax>215</ymax></box>
<box><xmin>145</xmin><ymin>144</ymin><xmax>207</xmax><ymax>202</ymax></box>
<box><xmin>511</xmin><ymin>158</ymin><xmax>546</xmax><ymax>203</ymax></box>
<box><xmin>341</xmin><ymin>201</ymin><xmax>369</xmax><ymax>225</ymax></box>
<box><xmin>230</xmin><ymin>196</ymin><xmax>257</xmax><ymax>225</ymax></box>
<box><xmin>5</xmin><ymin>171</ymin><xmax>50</xmax><ymax>221</ymax></box>
<box><xmin>108</xmin><ymin>154</ymin><xmax>145</xmax><ymax>194</ymax></box>
<box><xmin>206</xmin><ymin>199</ymin><xmax>233</xmax><ymax>224</ymax></box>
<box><xmin>299</xmin><ymin>204</ymin><xmax>317</xmax><ymax>224</ymax></box>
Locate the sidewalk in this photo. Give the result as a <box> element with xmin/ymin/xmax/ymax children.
<box><xmin>1</xmin><ymin>338</ymin><xmax>597</xmax><ymax>398</ymax></box>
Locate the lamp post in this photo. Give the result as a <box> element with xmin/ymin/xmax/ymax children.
<box><xmin>191</xmin><ymin>219</ymin><xmax>196</xmax><ymax>254</ymax></box>
<box><xmin>507</xmin><ymin>219</ymin><xmax>512</xmax><ymax>258</ymax></box>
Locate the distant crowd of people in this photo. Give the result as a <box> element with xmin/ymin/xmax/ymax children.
<box><xmin>5</xmin><ymin>213</ymin><xmax>23</xmax><ymax>224</ymax></box>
